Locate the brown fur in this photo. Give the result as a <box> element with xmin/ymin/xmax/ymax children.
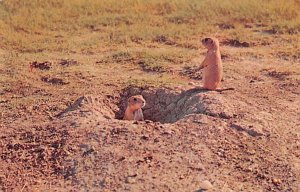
<box><xmin>123</xmin><ymin>95</ymin><xmax>146</xmax><ymax>121</ymax></box>
<box><xmin>199</xmin><ymin>37</ymin><xmax>223</xmax><ymax>90</ymax></box>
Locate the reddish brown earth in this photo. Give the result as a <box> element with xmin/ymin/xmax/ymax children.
<box><xmin>0</xmin><ymin>47</ymin><xmax>299</xmax><ymax>192</ymax></box>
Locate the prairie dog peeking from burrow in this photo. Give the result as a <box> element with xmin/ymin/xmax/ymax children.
<box><xmin>123</xmin><ymin>95</ymin><xmax>146</xmax><ymax>121</ymax></box>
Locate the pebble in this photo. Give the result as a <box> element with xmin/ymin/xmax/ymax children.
<box><xmin>199</xmin><ymin>180</ymin><xmax>213</xmax><ymax>190</ymax></box>
<box><xmin>245</xmin><ymin>167</ymin><xmax>253</xmax><ymax>172</ymax></box>
<box><xmin>162</xmin><ymin>129</ymin><xmax>172</xmax><ymax>135</ymax></box>
<box><xmin>145</xmin><ymin>120</ymin><xmax>153</xmax><ymax>123</ymax></box>
<box><xmin>125</xmin><ymin>177</ymin><xmax>136</xmax><ymax>184</ymax></box>
<box><xmin>272</xmin><ymin>178</ymin><xmax>282</xmax><ymax>185</ymax></box>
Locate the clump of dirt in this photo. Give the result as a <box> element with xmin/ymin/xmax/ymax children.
<box><xmin>55</xmin><ymin>94</ymin><xmax>118</xmax><ymax>120</ymax></box>
<box><xmin>153</xmin><ymin>35</ymin><xmax>168</xmax><ymax>43</ymax></box>
<box><xmin>244</xmin><ymin>23</ymin><xmax>253</xmax><ymax>28</ymax></box>
<box><xmin>111</xmin><ymin>52</ymin><xmax>134</xmax><ymax>63</ymax></box>
<box><xmin>261</xmin><ymin>29</ymin><xmax>278</xmax><ymax>35</ymax></box>
<box><xmin>116</xmin><ymin>86</ymin><xmax>236</xmax><ymax>123</ymax></box>
<box><xmin>217</xmin><ymin>23</ymin><xmax>235</xmax><ymax>30</ymax></box>
<box><xmin>30</xmin><ymin>61</ymin><xmax>52</xmax><ymax>70</ymax></box>
<box><xmin>137</xmin><ymin>60</ymin><xmax>168</xmax><ymax>73</ymax></box>
<box><xmin>278</xmin><ymin>79</ymin><xmax>300</xmax><ymax>94</ymax></box>
<box><xmin>223</xmin><ymin>39</ymin><xmax>251</xmax><ymax>47</ymax></box>
<box><xmin>179</xmin><ymin>66</ymin><xmax>202</xmax><ymax>80</ymax></box>
<box><xmin>41</xmin><ymin>76</ymin><xmax>68</xmax><ymax>85</ymax></box>
<box><xmin>275</xmin><ymin>51</ymin><xmax>300</xmax><ymax>60</ymax></box>
<box><xmin>261</xmin><ymin>68</ymin><xmax>292</xmax><ymax>80</ymax></box>
<box><xmin>152</xmin><ymin>35</ymin><xmax>176</xmax><ymax>45</ymax></box>
<box><xmin>59</xmin><ymin>59</ymin><xmax>78</xmax><ymax>67</ymax></box>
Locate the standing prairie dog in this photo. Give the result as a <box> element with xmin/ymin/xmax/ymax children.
<box><xmin>199</xmin><ymin>37</ymin><xmax>223</xmax><ymax>90</ymax></box>
<box><xmin>123</xmin><ymin>95</ymin><xmax>146</xmax><ymax>121</ymax></box>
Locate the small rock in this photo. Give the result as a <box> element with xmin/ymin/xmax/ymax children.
<box><xmin>245</xmin><ymin>167</ymin><xmax>253</xmax><ymax>172</ymax></box>
<box><xmin>199</xmin><ymin>180</ymin><xmax>213</xmax><ymax>190</ymax></box>
<box><xmin>125</xmin><ymin>177</ymin><xmax>136</xmax><ymax>184</ymax></box>
<box><xmin>141</xmin><ymin>135</ymin><xmax>149</xmax><ymax>140</ymax></box>
<box><xmin>79</xmin><ymin>144</ymin><xmax>90</xmax><ymax>150</ymax></box>
<box><xmin>117</xmin><ymin>156</ymin><xmax>126</xmax><ymax>161</ymax></box>
<box><xmin>223</xmin><ymin>188</ymin><xmax>234</xmax><ymax>192</ymax></box>
<box><xmin>188</xmin><ymin>82</ymin><xmax>196</xmax><ymax>86</ymax></box>
<box><xmin>162</xmin><ymin>129</ymin><xmax>172</xmax><ymax>135</ymax></box>
<box><xmin>188</xmin><ymin>163</ymin><xmax>204</xmax><ymax>171</ymax></box>
<box><xmin>247</xmin><ymin>150</ymin><xmax>256</xmax><ymax>155</ymax></box>
<box><xmin>272</xmin><ymin>178</ymin><xmax>282</xmax><ymax>185</ymax></box>
<box><xmin>127</xmin><ymin>172</ymin><xmax>138</xmax><ymax>177</ymax></box>
<box><xmin>145</xmin><ymin>120</ymin><xmax>153</xmax><ymax>123</ymax></box>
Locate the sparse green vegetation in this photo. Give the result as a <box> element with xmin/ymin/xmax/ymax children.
<box><xmin>0</xmin><ymin>0</ymin><xmax>299</xmax><ymax>53</ymax></box>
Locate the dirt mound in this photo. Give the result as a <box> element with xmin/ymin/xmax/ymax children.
<box><xmin>179</xmin><ymin>66</ymin><xmax>203</xmax><ymax>80</ymax></box>
<box><xmin>29</xmin><ymin>61</ymin><xmax>52</xmax><ymax>70</ymax></box>
<box><xmin>116</xmin><ymin>87</ymin><xmax>236</xmax><ymax>123</ymax></box>
<box><xmin>2</xmin><ymin>84</ymin><xmax>299</xmax><ymax>191</ymax></box>
<box><xmin>59</xmin><ymin>59</ymin><xmax>78</xmax><ymax>67</ymax></box>
<box><xmin>56</xmin><ymin>86</ymin><xmax>236</xmax><ymax>124</ymax></box>
<box><xmin>55</xmin><ymin>94</ymin><xmax>118</xmax><ymax>121</ymax></box>
<box><xmin>2</xmin><ymin>80</ymin><xmax>299</xmax><ymax>191</ymax></box>
<box><xmin>222</xmin><ymin>39</ymin><xmax>251</xmax><ymax>47</ymax></box>
<box><xmin>41</xmin><ymin>76</ymin><xmax>68</xmax><ymax>85</ymax></box>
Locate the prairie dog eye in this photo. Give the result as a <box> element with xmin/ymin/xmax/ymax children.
<box><xmin>133</xmin><ymin>98</ymin><xmax>137</xmax><ymax>101</ymax></box>
<box><xmin>204</xmin><ymin>38</ymin><xmax>210</xmax><ymax>42</ymax></box>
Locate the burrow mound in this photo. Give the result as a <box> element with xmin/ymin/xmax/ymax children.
<box><xmin>116</xmin><ymin>86</ymin><xmax>236</xmax><ymax>123</ymax></box>
<box><xmin>55</xmin><ymin>95</ymin><xmax>118</xmax><ymax>121</ymax></box>
<box><xmin>56</xmin><ymin>87</ymin><xmax>236</xmax><ymax>124</ymax></box>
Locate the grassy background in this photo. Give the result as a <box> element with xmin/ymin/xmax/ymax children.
<box><xmin>0</xmin><ymin>0</ymin><xmax>299</xmax><ymax>53</ymax></box>
<box><xmin>0</xmin><ymin>0</ymin><xmax>299</xmax><ymax>97</ymax></box>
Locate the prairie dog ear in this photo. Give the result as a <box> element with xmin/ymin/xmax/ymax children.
<box><xmin>201</xmin><ymin>37</ymin><xmax>213</xmax><ymax>46</ymax></box>
<box><xmin>205</xmin><ymin>38</ymin><xmax>212</xmax><ymax>43</ymax></box>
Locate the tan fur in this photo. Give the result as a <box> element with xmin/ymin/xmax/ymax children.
<box><xmin>199</xmin><ymin>37</ymin><xmax>223</xmax><ymax>90</ymax></box>
<box><xmin>123</xmin><ymin>95</ymin><xmax>146</xmax><ymax>121</ymax></box>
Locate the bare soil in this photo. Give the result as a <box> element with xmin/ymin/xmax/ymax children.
<box><xmin>0</xmin><ymin>46</ymin><xmax>299</xmax><ymax>192</ymax></box>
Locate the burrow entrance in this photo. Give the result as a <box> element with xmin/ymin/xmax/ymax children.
<box><xmin>56</xmin><ymin>86</ymin><xmax>235</xmax><ymax>124</ymax></box>
<box><xmin>115</xmin><ymin>86</ymin><xmax>235</xmax><ymax>123</ymax></box>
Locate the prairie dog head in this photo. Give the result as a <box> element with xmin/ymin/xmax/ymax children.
<box><xmin>127</xmin><ymin>95</ymin><xmax>146</xmax><ymax>111</ymax></box>
<box><xmin>201</xmin><ymin>37</ymin><xmax>220</xmax><ymax>51</ymax></box>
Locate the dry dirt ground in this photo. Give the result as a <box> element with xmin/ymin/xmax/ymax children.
<box><xmin>0</xmin><ymin>41</ymin><xmax>300</xmax><ymax>192</ymax></box>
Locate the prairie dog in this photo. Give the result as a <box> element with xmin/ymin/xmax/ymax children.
<box><xmin>123</xmin><ymin>95</ymin><xmax>146</xmax><ymax>121</ymax></box>
<box><xmin>199</xmin><ymin>37</ymin><xmax>223</xmax><ymax>90</ymax></box>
